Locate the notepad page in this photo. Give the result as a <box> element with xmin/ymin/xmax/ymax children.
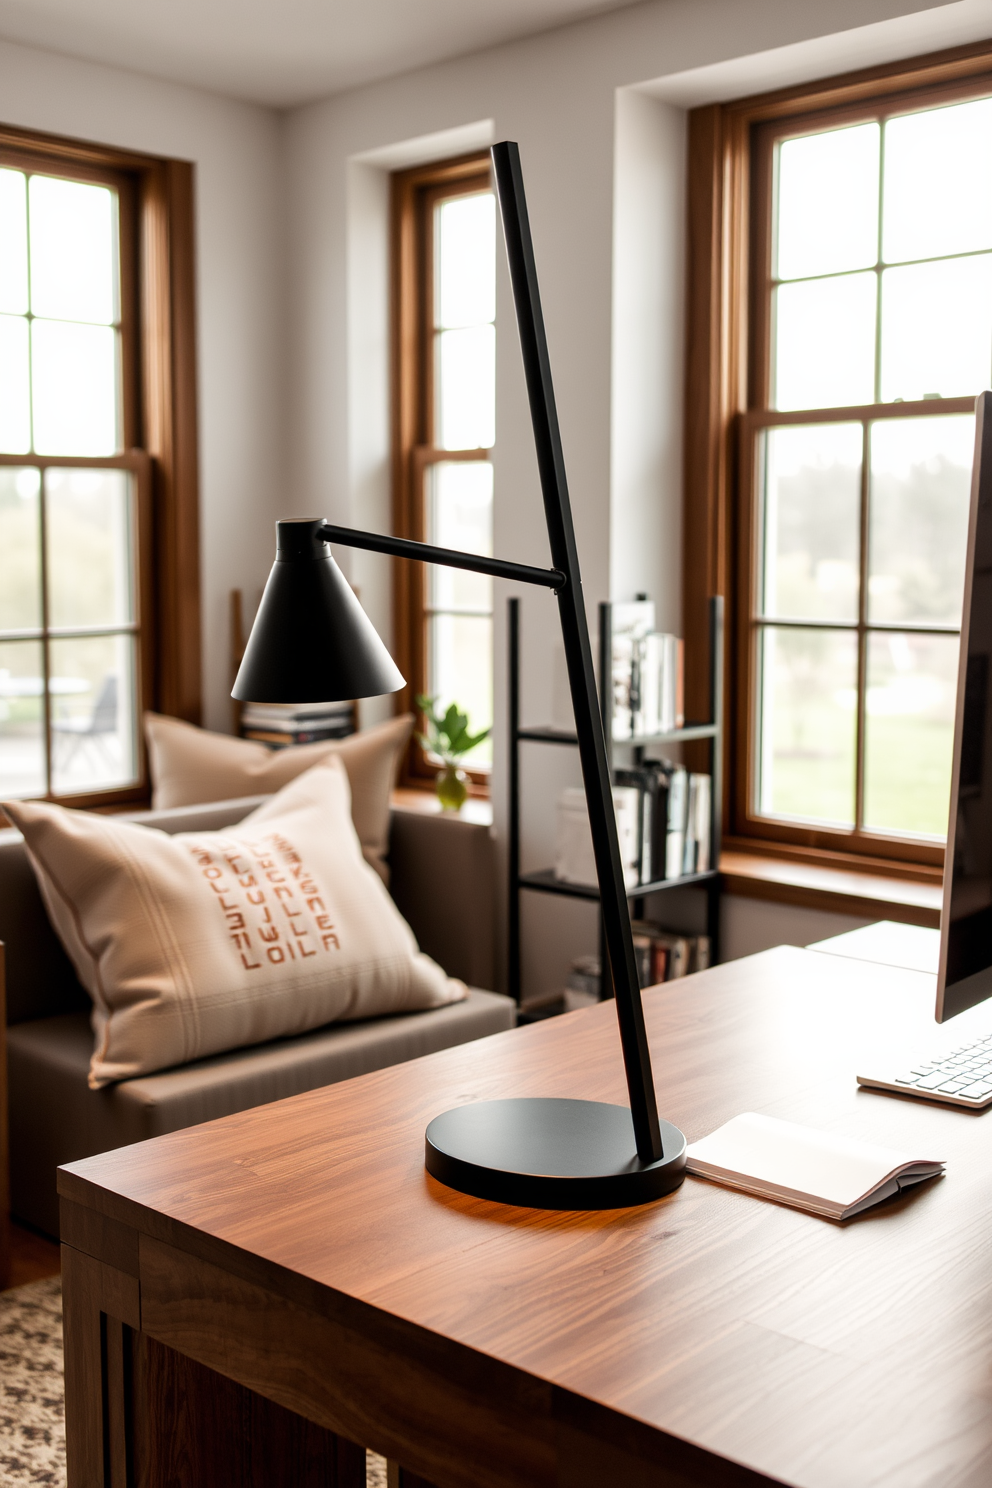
<box><xmin>687</xmin><ymin>1113</ymin><xmax>943</xmax><ymax>1211</ymax></box>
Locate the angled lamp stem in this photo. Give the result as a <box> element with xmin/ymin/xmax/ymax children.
<box><xmin>234</xmin><ymin>140</ymin><xmax>686</xmax><ymax>1207</ymax></box>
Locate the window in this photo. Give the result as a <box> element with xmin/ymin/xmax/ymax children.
<box><xmin>685</xmin><ymin>42</ymin><xmax>992</xmax><ymax>872</ymax></box>
<box><xmin>391</xmin><ymin>154</ymin><xmax>494</xmax><ymax>787</ymax></box>
<box><xmin>0</xmin><ymin>126</ymin><xmax>200</xmax><ymax>808</ymax></box>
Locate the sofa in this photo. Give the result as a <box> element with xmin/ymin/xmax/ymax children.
<box><xmin>1</xmin><ymin>793</ymin><xmax>512</xmax><ymax>1237</ymax></box>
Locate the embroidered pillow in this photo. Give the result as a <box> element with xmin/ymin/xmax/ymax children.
<box><xmin>4</xmin><ymin>756</ymin><xmax>465</xmax><ymax>1089</ymax></box>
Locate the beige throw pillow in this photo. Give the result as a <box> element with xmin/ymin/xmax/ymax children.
<box><xmin>5</xmin><ymin>757</ymin><xmax>466</xmax><ymax>1089</ymax></box>
<box><xmin>144</xmin><ymin>711</ymin><xmax>413</xmax><ymax>882</ymax></box>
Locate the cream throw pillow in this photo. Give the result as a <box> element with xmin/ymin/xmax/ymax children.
<box><xmin>5</xmin><ymin>756</ymin><xmax>466</xmax><ymax>1089</ymax></box>
<box><xmin>144</xmin><ymin>711</ymin><xmax>413</xmax><ymax>882</ymax></box>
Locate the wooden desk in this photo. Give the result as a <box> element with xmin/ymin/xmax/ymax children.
<box><xmin>60</xmin><ymin>946</ymin><xmax>992</xmax><ymax>1488</ymax></box>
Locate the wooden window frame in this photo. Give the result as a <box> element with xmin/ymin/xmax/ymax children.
<box><xmin>0</xmin><ymin>121</ymin><xmax>201</xmax><ymax>809</ymax></box>
<box><xmin>684</xmin><ymin>38</ymin><xmax>992</xmax><ymax>879</ymax></box>
<box><xmin>390</xmin><ymin>151</ymin><xmax>493</xmax><ymax>792</ymax></box>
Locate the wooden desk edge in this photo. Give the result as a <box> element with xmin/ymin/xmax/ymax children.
<box><xmin>59</xmin><ymin>1176</ymin><xmax>780</xmax><ymax>1488</ymax></box>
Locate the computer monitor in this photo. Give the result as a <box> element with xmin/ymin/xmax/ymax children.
<box><xmin>938</xmin><ymin>389</ymin><xmax>992</xmax><ymax>1021</ymax></box>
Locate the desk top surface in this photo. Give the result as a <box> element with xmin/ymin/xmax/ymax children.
<box><xmin>62</xmin><ymin>947</ymin><xmax>992</xmax><ymax>1488</ymax></box>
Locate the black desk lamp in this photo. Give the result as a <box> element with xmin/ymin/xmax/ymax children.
<box><xmin>234</xmin><ymin>141</ymin><xmax>686</xmax><ymax>1209</ymax></box>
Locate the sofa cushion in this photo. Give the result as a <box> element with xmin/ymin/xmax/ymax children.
<box><xmin>144</xmin><ymin>711</ymin><xmax>413</xmax><ymax>882</ymax></box>
<box><xmin>5</xmin><ymin>756</ymin><xmax>466</xmax><ymax>1088</ymax></box>
<box><xmin>8</xmin><ymin>990</ymin><xmax>515</xmax><ymax>1237</ymax></box>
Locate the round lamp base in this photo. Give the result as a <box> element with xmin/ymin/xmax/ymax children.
<box><xmin>425</xmin><ymin>1097</ymin><xmax>686</xmax><ymax>1210</ymax></box>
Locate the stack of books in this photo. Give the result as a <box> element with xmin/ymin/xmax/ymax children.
<box><xmin>563</xmin><ymin>931</ymin><xmax>711</xmax><ymax>1003</ymax></box>
<box><xmin>630</xmin><ymin>921</ymin><xmax>711</xmax><ymax>986</ymax></box>
<box><xmin>610</xmin><ymin>599</ymin><xmax>684</xmax><ymax>741</ymax></box>
<box><xmin>241</xmin><ymin>700</ymin><xmax>355</xmax><ymax>747</ymax></box>
<box><xmin>614</xmin><ymin>763</ymin><xmax>712</xmax><ymax>885</ymax></box>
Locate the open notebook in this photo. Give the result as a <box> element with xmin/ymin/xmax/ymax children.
<box><xmin>686</xmin><ymin>1112</ymin><xmax>944</xmax><ymax>1220</ymax></box>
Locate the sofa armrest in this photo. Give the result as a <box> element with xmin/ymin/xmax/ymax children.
<box><xmin>388</xmin><ymin>799</ymin><xmax>495</xmax><ymax>990</ymax></box>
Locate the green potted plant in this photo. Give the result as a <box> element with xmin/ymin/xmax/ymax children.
<box><xmin>416</xmin><ymin>695</ymin><xmax>491</xmax><ymax>810</ymax></box>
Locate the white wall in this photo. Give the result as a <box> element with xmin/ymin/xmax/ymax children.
<box><xmin>0</xmin><ymin>36</ymin><xmax>286</xmax><ymax>731</ymax></box>
<box><xmin>281</xmin><ymin>0</ymin><xmax>976</xmax><ymax>992</ymax></box>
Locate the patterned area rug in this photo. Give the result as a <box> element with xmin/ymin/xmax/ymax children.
<box><xmin>0</xmin><ymin>1278</ymin><xmax>64</xmax><ymax>1486</ymax></box>
<box><xmin>0</xmin><ymin>1277</ymin><xmax>389</xmax><ymax>1488</ymax></box>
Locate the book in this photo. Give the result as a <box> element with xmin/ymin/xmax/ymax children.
<box><xmin>686</xmin><ymin>1112</ymin><xmax>945</xmax><ymax>1221</ymax></box>
<box><xmin>614</xmin><ymin>765</ymin><xmax>662</xmax><ymax>885</ymax></box>
<box><xmin>611</xmin><ymin>599</ymin><xmax>655</xmax><ymax>740</ymax></box>
<box><xmin>682</xmin><ymin>772</ymin><xmax>712</xmax><ymax>874</ymax></box>
<box><xmin>664</xmin><ymin>765</ymin><xmax>688</xmax><ymax>878</ymax></box>
<box><xmin>631</xmin><ymin>631</ymin><xmax>682</xmax><ymax>738</ymax></box>
<box><xmin>555</xmin><ymin>786</ymin><xmax>640</xmax><ymax>889</ymax></box>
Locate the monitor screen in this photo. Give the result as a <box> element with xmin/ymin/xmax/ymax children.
<box><xmin>938</xmin><ymin>391</ymin><xmax>992</xmax><ymax>1020</ymax></box>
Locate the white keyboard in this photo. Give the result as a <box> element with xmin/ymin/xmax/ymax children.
<box><xmin>858</xmin><ymin>1031</ymin><xmax>992</xmax><ymax>1108</ymax></box>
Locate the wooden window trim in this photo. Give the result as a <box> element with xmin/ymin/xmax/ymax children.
<box><xmin>0</xmin><ymin>121</ymin><xmax>201</xmax><ymax>809</ymax></box>
<box><xmin>390</xmin><ymin>152</ymin><xmax>492</xmax><ymax>792</ymax></box>
<box><xmin>684</xmin><ymin>37</ymin><xmax>992</xmax><ymax>879</ymax></box>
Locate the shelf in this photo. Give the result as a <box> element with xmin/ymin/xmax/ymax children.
<box><xmin>517</xmin><ymin>723</ymin><xmax>717</xmax><ymax>747</ymax></box>
<box><xmin>518</xmin><ymin>867</ymin><xmax>720</xmax><ymax>900</ymax></box>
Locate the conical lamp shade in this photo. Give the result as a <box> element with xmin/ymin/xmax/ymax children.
<box><xmin>232</xmin><ymin>519</ymin><xmax>405</xmax><ymax>704</ymax></box>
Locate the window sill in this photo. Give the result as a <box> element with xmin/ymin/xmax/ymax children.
<box><xmin>719</xmin><ymin>849</ymin><xmax>941</xmax><ymax>927</ymax></box>
<box><xmin>391</xmin><ymin>787</ymin><xmax>493</xmax><ymax>827</ymax></box>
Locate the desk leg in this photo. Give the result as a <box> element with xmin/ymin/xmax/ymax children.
<box><xmin>62</xmin><ymin>1243</ymin><xmax>139</xmax><ymax>1488</ymax></box>
<box><xmin>63</xmin><ymin>1241</ymin><xmax>366</xmax><ymax>1488</ymax></box>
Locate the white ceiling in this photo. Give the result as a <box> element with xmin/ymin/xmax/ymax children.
<box><xmin>0</xmin><ymin>0</ymin><xmax>639</xmax><ymax>108</ymax></box>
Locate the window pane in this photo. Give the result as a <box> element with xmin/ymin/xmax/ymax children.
<box><xmin>776</xmin><ymin>123</ymin><xmax>879</xmax><ymax>280</ymax></box>
<box><xmin>46</xmin><ymin>467</ymin><xmax>134</xmax><ymax>628</ymax></box>
<box><xmin>428</xmin><ymin>612</ymin><xmax>492</xmax><ymax>768</ymax></box>
<box><xmin>760</xmin><ymin>423</ymin><xmax>861</xmax><ymax>622</ymax></box>
<box><xmin>0</xmin><ymin>169</ymin><xmax>28</xmax><ymax>315</ymax></box>
<box><xmin>757</xmin><ymin>625</ymin><xmax>857</xmax><ymax>826</ymax></box>
<box><xmin>436</xmin><ymin>192</ymin><xmax>495</xmax><ymax>328</ymax></box>
<box><xmin>773</xmin><ymin>273</ymin><xmax>876</xmax><ymax>410</ymax></box>
<box><xmin>0</xmin><ymin>467</ymin><xmax>41</xmax><ymax>631</ymax></box>
<box><xmin>29</xmin><ymin>175</ymin><xmax>116</xmax><ymax>325</ymax></box>
<box><xmin>436</xmin><ymin>324</ymin><xmax>495</xmax><ymax>450</ymax></box>
<box><xmin>863</xmin><ymin>631</ymin><xmax>957</xmax><ymax>837</ymax></box>
<box><xmin>883</xmin><ymin>98</ymin><xmax>992</xmax><ymax>265</ymax></box>
<box><xmin>32</xmin><ymin>319</ymin><xmax>118</xmax><ymax>455</ymax></box>
<box><xmin>49</xmin><ymin>633</ymin><xmax>137</xmax><ymax>794</ymax></box>
<box><xmin>880</xmin><ymin>255</ymin><xmax>992</xmax><ymax>402</ymax></box>
<box><xmin>0</xmin><ymin>313</ymin><xmax>30</xmax><ymax>453</ymax></box>
<box><xmin>427</xmin><ymin>461</ymin><xmax>493</xmax><ymax>612</ymax></box>
<box><xmin>0</xmin><ymin>639</ymin><xmax>45</xmax><ymax>798</ymax></box>
<box><xmin>869</xmin><ymin>416</ymin><xmax>973</xmax><ymax>625</ymax></box>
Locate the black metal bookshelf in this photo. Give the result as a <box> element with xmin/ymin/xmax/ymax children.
<box><xmin>508</xmin><ymin>594</ymin><xmax>724</xmax><ymax>1007</ymax></box>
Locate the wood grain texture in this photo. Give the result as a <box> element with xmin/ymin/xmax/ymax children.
<box><xmin>720</xmin><ymin>850</ymin><xmax>943</xmax><ymax>926</ymax></box>
<box><xmin>141</xmin><ymin>159</ymin><xmax>201</xmax><ymax>725</ymax></box>
<box><xmin>61</xmin><ymin>948</ymin><xmax>992</xmax><ymax>1487</ymax></box>
<box><xmin>137</xmin><ymin>1233</ymin><xmax>553</xmax><ymax>1488</ymax></box>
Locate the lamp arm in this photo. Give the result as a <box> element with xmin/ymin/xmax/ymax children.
<box><xmin>318</xmin><ymin>523</ymin><xmax>564</xmax><ymax>591</ymax></box>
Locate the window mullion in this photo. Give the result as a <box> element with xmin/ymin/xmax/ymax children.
<box><xmin>873</xmin><ymin>122</ymin><xmax>886</xmax><ymax>407</ymax></box>
<box><xmin>37</xmin><ymin>464</ymin><xmax>52</xmax><ymax>797</ymax></box>
<box><xmin>855</xmin><ymin>421</ymin><xmax>872</xmax><ymax>832</ymax></box>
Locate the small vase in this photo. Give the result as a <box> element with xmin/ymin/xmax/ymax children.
<box><xmin>436</xmin><ymin>764</ymin><xmax>468</xmax><ymax>810</ymax></box>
